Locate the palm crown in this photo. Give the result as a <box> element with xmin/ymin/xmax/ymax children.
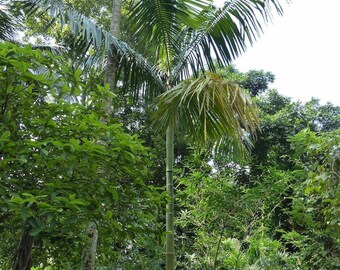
<box><xmin>23</xmin><ymin>0</ymin><xmax>282</xmax><ymax>98</ymax></box>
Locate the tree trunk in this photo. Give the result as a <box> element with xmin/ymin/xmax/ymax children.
<box><xmin>12</xmin><ymin>226</ymin><xmax>34</xmax><ymax>270</ymax></box>
<box><xmin>105</xmin><ymin>0</ymin><xmax>122</xmax><ymax>115</ymax></box>
<box><xmin>166</xmin><ymin>125</ymin><xmax>175</xmax><ymax>270</ymax></box>
<box><xmin>81</xmin><ymin>221</ymin><xmax>98</xmax><ymax>270</ymax></box>
<box><xmin>81</xmin><ymin>1</ymin><xmax>121</xmax><ymax>265</ymax></box>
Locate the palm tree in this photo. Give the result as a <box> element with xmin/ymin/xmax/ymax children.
<box><xmin>21</xmin><ymin>0</ymin><xmax>284</xmax><ymax>269</ymax></box>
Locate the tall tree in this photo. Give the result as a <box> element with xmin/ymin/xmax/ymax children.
<box><xmin>21</xmin><ymin>1</ymin><xmax>285</xmax><ymax>268</ymax></box>
<box><xmin>84</xmin><ymin>1</ymin><xmax>123</xmax><ymax>267</ymax></box>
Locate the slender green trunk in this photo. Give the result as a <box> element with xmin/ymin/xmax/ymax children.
<box><xmin>166</xmin><ymin>125</ymin><xmax>175</xmax><ymax>270</ymax></box>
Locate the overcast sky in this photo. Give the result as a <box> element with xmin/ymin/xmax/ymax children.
<box><xmin>214</xmin><ymin>0</ymin><xmax>340</xmax><ymax>105</ymax></box>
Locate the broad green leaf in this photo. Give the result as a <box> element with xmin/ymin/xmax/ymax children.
<box><xmin>105</xmin><ymin>210</ymin><xmax>113</xmax><ymax>220</ymax></box>
<box><xmin>0</xmin><ymin>131</ymin><xmax>10</xmax><ymax>141</ymax></box>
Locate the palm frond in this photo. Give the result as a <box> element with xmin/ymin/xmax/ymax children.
<box><xmin>172</xmin><ymin>0</ymin><xmax>284</xmax><ymax>82</ymax></box>
<box><xmin>21</xmin><ymin>0</ymin><xmax>166</xmax><ymax>100</ymax></box>
<box><xmin>153</xmin><ymin>72</ymin><xmax>260</xmax><ymax>155</ymax></box>
<box><xmin>128</xmin><ymin>0</ymin><xmax>178</xmax><ymax>69</ymax></box>
<box><xmin>128</xmin><ymin>0</ymin><xmax>212</xmax><ymax>70</ymax></box>
<box><xmin>30</xmin><ymin>43</ymin><xmax>68</xmax><ymax>55</ymax></box>
<box><xmin>0</xmin><ymin>2</ymin><xmax>20</xmax><ymax>41</ymax></box>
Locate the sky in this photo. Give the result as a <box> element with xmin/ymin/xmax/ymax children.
<box><xmin>214</xmin><ymin>0</ymin><xmax>340</xmax><ymax>105</ymax></box>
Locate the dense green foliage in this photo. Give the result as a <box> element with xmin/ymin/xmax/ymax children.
<box><xmin>0</xmin><ymin>42</ymin><xmax>164</xmax><ymax>269</ymax></box>
<box><xmin>1</xmin><ymin>0</ymin><xmax>340</xmax><ymax>269</ymax></box>
<box><xmin>174</xmin><ymin>91</ymin><xmax>340</xmax><ymax>269</ymax></box>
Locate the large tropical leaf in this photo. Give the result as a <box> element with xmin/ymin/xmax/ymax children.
<box><xmin>21</xmin><ymin>0</ymin><xmax>166</xmax><ymax>100</ymax></box>
<box><xmin>153</xmin><ymin>72</ymin><xmax>260</xmax><ymax>155</ymax></box>
<box><xmin>172</xmin><ymin>0</ymin><xmax>284</xmax><ymax>82</ymax></box>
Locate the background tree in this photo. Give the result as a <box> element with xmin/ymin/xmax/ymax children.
<box><xmin>218</xmin><ymin>65</ymin><xmax>275</xmax><ymax>96</ymax></box>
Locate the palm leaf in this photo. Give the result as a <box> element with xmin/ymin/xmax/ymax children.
<box><xmin>128</xmin><ymin>0</ymin><xmax>212</xmax><ymax>70</ymax></box>
<box><xmin>153</xmin><ymin>72</ymin><xmax>260</xmax><ymax>155</ymax></box>
<box><xmin>30</xmin><ymin>43</ymin><xmax>68</xmax><ymax>56</ymax></box>
<box><xmin>21</xmin><ymin>0</ymin><xmax>166</xmax><ymax>100</ymax></box>
<box><xmin>128</xmin><ymin>0</ymin><xmax>179</xmax><ymax>69</ymax></box>
<box><xmin>0</xmin><ymin>2</ymin><xmax>20</xmax><ymax>41</ymax></box>
<box><xmin>172</xmin><ymin>0</ymin><xmax>284</xmax><ymax>82</ymax></box>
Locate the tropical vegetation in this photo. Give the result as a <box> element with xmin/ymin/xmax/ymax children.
<box><xmin>0</xmin><ymin>0</ymin><xmax>339</xmax><ymax>269</ymax></box>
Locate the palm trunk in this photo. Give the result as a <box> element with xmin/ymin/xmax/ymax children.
<box><xmin>81</xmin><ymin>221</ymin><xmax>98</xmax><ymax>270</ymax></box>
<box><xmin>12</xmin><ymin>225</ymin><xmax>34</xmax><ymax>270</ymax></box>
<box><xmin>105</xmin><ymin>0</ymin><xmax>122</xmax><ymax>113</ymax></box>
<box><xmin>166</xmin><ymin>125</ymin><xmax>175</xmax><ymax>270</ymax></box>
